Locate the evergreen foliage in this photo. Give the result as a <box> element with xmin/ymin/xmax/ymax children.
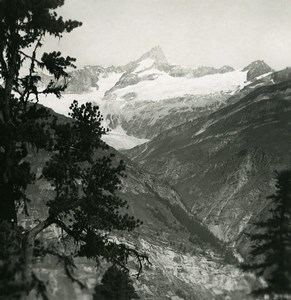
<box><xmin>241</xmin><ymin>170</ymin><xmax>291</xmax><ymax>299</ymax></box>
<box><xmin>93</xmin><ymin>265</ymin><xmax>139</xmax><ymax>300</ymax></box>
<box><xmin>0</xmin><ymin>1</ymin><xmax>146</xmax><ymax>298</ymax></box>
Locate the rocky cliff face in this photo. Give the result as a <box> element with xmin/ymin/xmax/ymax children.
<box><xmin>126</xmin><ymin>80</ymin><xmax>291</xmax><ymax>249</ymax></box>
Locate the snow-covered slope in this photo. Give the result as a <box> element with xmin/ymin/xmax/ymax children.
<box><xmin>113</xmin><ymin>70</ymin><xmax>247</xmax><ymax>102</ymax></box>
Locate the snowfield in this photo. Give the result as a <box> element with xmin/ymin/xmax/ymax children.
<box><xmin>114</xmin><ymin>70</ymin><xmax>248</xmax><ymax>102</ymax></box>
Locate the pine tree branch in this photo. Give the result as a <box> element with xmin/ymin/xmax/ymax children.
<box><xmin>53</xmin><ymin>218</ymin><xmax>150</xmax><ymax>277</ymax></box>
<box><xmin>45</xmin><ymin>248</ymin><xmax>86</xmax><ymax>290</ymax></box>
<box><xmin>124</xmin><ymin>247</ymin><xmax>150</xmax><ymax>279</ymax></box>
<box><xmin>18</xmin><ymin>50</ymin><xmax>43</xmax><ymax>68</ymax></box>
<box><xmin>27</xmin><ymin>216</ymin><xmax>55</xmax><ymax>239</ymax></box>
<box><xmin>53</xmin><ymin>218</ymin><xmax>76</xmax><ymax>238</ymax></box>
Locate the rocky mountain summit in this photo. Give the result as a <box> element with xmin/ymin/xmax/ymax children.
<box><xmin>137</xmin><ymin>45</ymin><xmax>168</xmax><ymax>64</ymax></box>
<box><xmin>242</xmin><ymin>60</ymin><xmax>274</xmax><ymax>81</ymax></box>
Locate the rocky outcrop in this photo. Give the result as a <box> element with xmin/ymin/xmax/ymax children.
<box><xmin>243</xmin><ymin>60</ymin><xmax>273</xmax><ymax>81</ymax></box>
<box><xmin>137</xmin><ymin>45</ymin><xmax>168</xmax><ymax>65</ymax></box>
<box><xmin>219</xmin><ymin>65</ymin><xmax>235</xmax><ymax>73</ymax></box>
<box><xmin>39</xmin><ymin>65</ymin><xmax>124</xmax><ymax>94</ymax></box>
<box><xmin>272</xmin><ymin>67</ymin><xmax>291</xmax><ymax>83</ymax></box>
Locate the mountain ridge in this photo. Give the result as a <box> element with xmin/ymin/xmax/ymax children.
<box><xmin>126</xmin><ymin>79</ymin><xmax>291</xmax><ymax>247</ymax></box>
<box><xmin>38</xmin><ymin>47</ymin><xmax>276</xmax><ymax>150</ymax></box>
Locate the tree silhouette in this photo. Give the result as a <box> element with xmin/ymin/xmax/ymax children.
<box><xmin>93</xmin><ymin>265</ymin><xmax>139</xmax><ymax>300</ymax></box>
<box><xmin>0</xmin><ymin>1</ymin><xmax>147</xmax><ymax>298</ymax></box>
<box><xmin>241</xmin><ymin>170</ymin><xmax>291</xmax><ymax>299</ymax></box>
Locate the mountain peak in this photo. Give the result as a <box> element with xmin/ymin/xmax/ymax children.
<box><xmin>218</xmin><ymin>65</ymin><xmax>235</xmax><ymax>73</ymax></box>
<box><xmin>243</xmin><ymin>60</ymin><xmax>273</xmax><ymax>81</ymax></box>
<box><xmin>243</xmin><ymin>60</ymin><xmax>270</xmax><ymax>70</ymax></box>
<box><xmin>138</xmin><ymin>46</ymin><xmax>168</xmax><ymax>64</ymax></box>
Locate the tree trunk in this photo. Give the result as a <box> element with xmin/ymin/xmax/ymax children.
<box><xmin>0</xmin><ymin>182</ymin><xmax>18</xmax><ymax>225</ymax></box>
<box><xmin>19</xmin><ymin>217</ymin><xmax>54</xmax><ymax>299</ymax></box>
<box><xmin>1</xmin><ymin>44</ymin><xmax>19</xmax><ymax>226</ymax></box>
<box><xmin>19</xmin><ymin>232</ymin><xmax>35</xmax><ymax>300</ymax></box>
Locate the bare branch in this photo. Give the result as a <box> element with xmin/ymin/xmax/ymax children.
<box><xmin>27</xmin><ymin>216</ymin><xmax>54</xmax><ymax>240</ymax></box>
<box><xmin>53</xmin><ymin>218</ymin><xmax>150</xmax><ymax>277</ymax></box>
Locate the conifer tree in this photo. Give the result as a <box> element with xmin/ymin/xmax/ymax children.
<box><xmin>93</xmin><ymin>265</ymin><xmax>140</xmax><ymax>300</ymax></box>
<box><xmin>0</xmin><ymin>1</ymin><xmax>147</xmax><ymax>298</ymax></box>
<box><xmin>241</xmin><ymin>170</ymin><xmax>291</xmax><ymax>299</ymax></box>
<box><xmin>0</xmin><ymin>0</ymin><xmax>81</xmax><ymax>227</ymax></box>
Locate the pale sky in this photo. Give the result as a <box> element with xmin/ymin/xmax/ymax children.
<box><xmin>44</xmin><ymin>0</ymin><xmax>291</xmax><ymax>70</ymax></box>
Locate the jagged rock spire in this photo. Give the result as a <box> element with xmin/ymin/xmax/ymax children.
<box><xmin>138</xmin><ymin>46</ymin><xmax>168</xmax><ymax>64</ymax></box>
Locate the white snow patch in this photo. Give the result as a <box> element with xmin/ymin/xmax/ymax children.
<box><xmin>134</xmin><ymin>58</ymin><xmax>155</xmax><ymax>73</ymax></box>
<box><xmin>103</xmin><ymin>126</ymin><xmax>149</xmax><ymax>150</ymax></box>
<box><xmin>254</xmin><ymin>72</ymin><xmax>272</xmax><ymax>80</ymax></box>
<box><xmin>95</xmin><ymin>72</ymin><xmax>124</xmax><ymax>96</ymax></box>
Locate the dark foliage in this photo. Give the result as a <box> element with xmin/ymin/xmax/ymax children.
<box><xmin>241</xmin><ymin>170</ymin><xmax>291</xmax><ymax>299</ymax></box>
<box><xmin>0</xmin><ymin>1</ymin><xmax>146</xmax><ymax>298</ymax></box>
<box><xmin>0</xmin><ymin>0</ymin><xmax>81</xmax><ymax>229</ymax></box>
<box><xmin>93</xmin><ymin>265</ymin><xmax>139</xmax><ymax>300</ymax></box>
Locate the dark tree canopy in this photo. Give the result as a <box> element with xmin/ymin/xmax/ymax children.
<box><xmin>241</xmin><ymin>170</ymin><xmax>291</xmax><ymax>299</ymax></box>
<box><xmin>93</xmin><ymin>265</ymin><xmax>140</xmax><ymax>300</ymax></box>
<box><xmin>0</xmin><ymin>0</ymin><xmax>82</xmax><ymax>226</ymax></box>
<box><xmin>0</xmin><ymin>1</ymin><xmax>146</xmax><ymax>299</ymax></box>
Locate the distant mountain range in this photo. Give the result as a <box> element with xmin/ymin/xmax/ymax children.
<box><xmin>39</xmin><ymin>46</ymin><xmax>274</xmax><ymax>149</ymax></box>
